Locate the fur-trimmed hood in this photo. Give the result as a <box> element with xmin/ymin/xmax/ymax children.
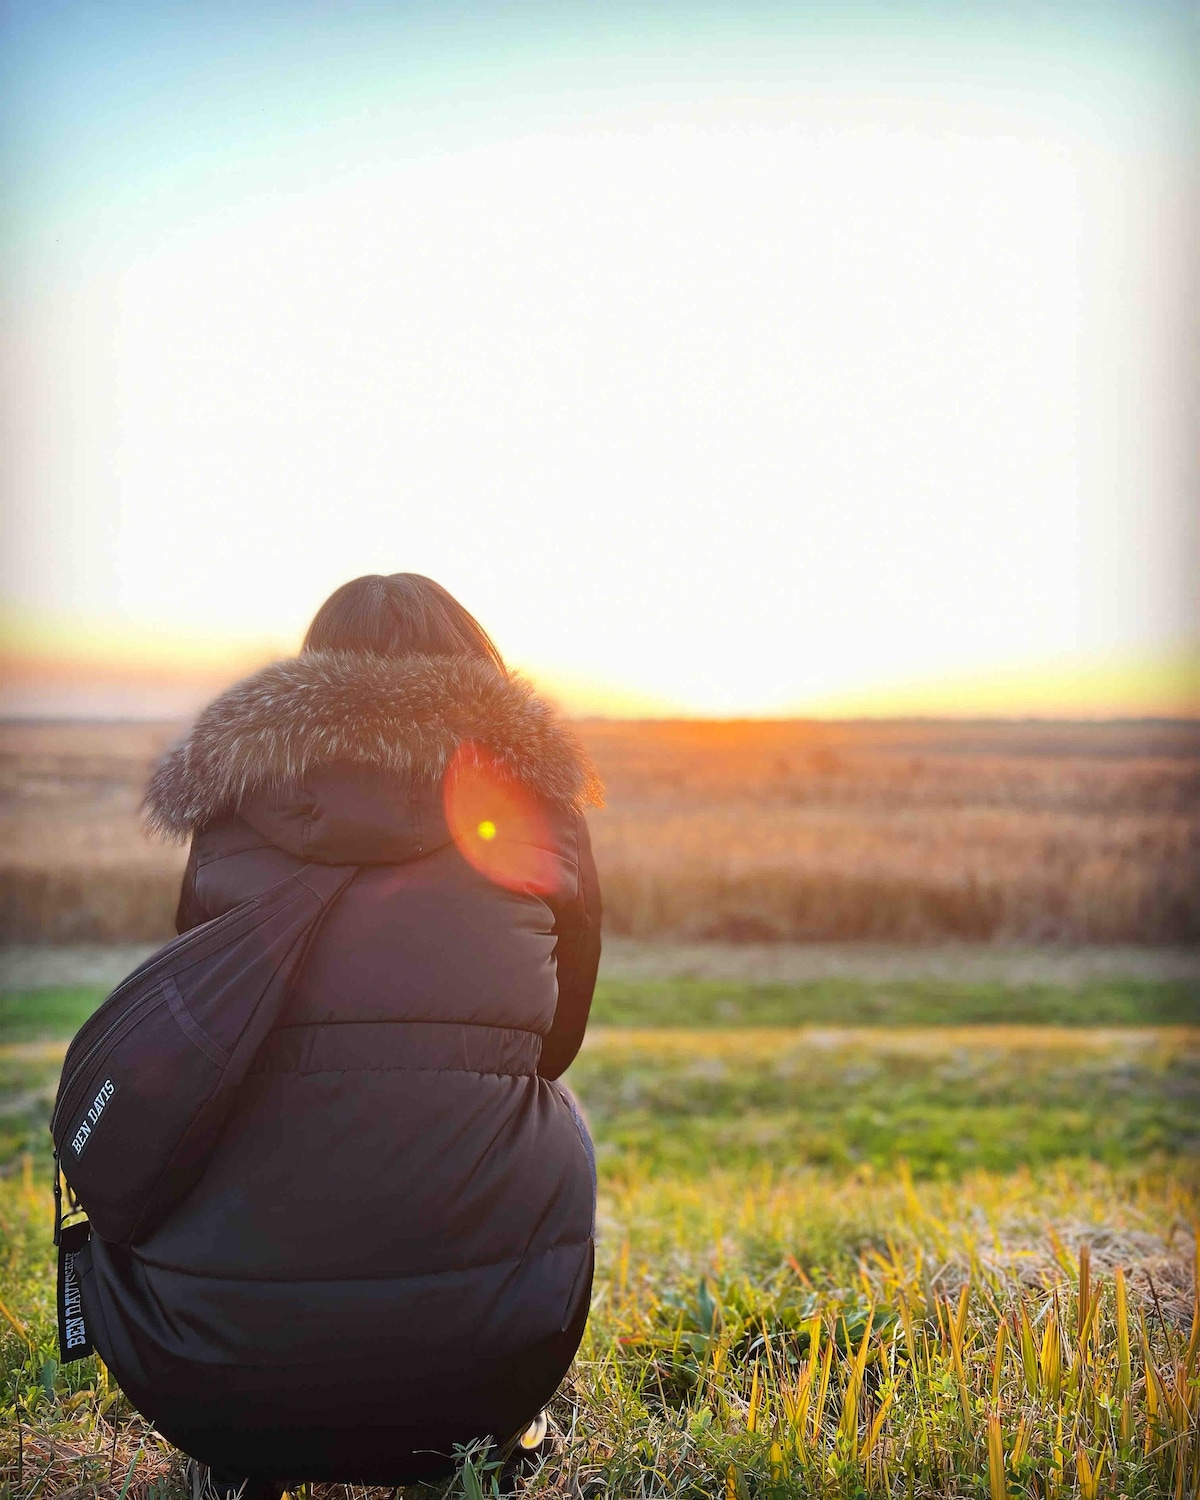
<box><xmin>144</xmin><ymin>651</ymin><xmax>603</xmax><ymax>840</ymax></box>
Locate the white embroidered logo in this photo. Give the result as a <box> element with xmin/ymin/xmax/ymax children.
<box><xmin>71</xmin><ymin>1078</ymin><xmax>116</xmax><ymax>1156</ymax></box>
<box><xmin>61</xmin><ymin>1251</ymin><xmax>88</xmax><ymax>1348</ymax></box>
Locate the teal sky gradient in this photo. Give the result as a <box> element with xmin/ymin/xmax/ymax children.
<box><xmin>4</xmin><ymin>1</ymin><xmax>1196</xmax><ymax>282</ymax></box>
<box><xmin>2</xmin><ymin>0</ymin><xmax>1197</xmax><ymax>715</ymax></box>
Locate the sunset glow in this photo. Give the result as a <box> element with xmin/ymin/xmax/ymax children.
<box><xmin>2</xmin><ymin>3</ymin><xmax>1196</xmax><ymax>719</ymax></box>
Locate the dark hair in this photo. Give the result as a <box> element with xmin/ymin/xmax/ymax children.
<box><xmin>302</xmin><ymin>574</ymin><xmax>505</xmax><ymax>672</ymax></box>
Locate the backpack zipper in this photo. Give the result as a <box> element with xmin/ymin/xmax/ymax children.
<box><xmin>51</xmin><ymin>894</ymin><xmax>266</xmax><ymax>1140</ymax></box>
<box><xmin>51</xmin><ymin>986</ymin><xmax>162</xmax><ymax>1141</ymax></box>
<box><xmin>63</xmin><ymin>897</ymin><xmax>263</xmax><ymax>1067</ymax></box>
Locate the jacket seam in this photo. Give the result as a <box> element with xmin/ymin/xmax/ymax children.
<box><xmin>132</xmin><ymin>1235</ymin><xmax>594</xmax><ymax>1283</ymax></box>
<box><xmin>269</xmin><ymin>1019</ymin><xmax>546</xmax><ymax>1037</ymax></box>
<box><xmin>193</xmin><ymin>845</ymin><xmax>266</xmax><ymax>872</ymax></box>
<box><xmin>250</xmin><ymin>1064</ymin><xmax>541</xmax><ymax>1078</ymax></box>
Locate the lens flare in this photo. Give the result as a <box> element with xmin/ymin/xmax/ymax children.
<box><xmin>444</xmin><ymin>742</ymin><xmax>561</xmax><ymax>895</ymax></box>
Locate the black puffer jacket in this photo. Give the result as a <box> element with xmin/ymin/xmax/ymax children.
<box><xmin>78</xmin><ymin>652</ymin><xmax>603</xmax><ymax>1484</ymax></box>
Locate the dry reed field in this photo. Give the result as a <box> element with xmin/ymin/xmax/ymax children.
<box><xmin>584</xmin><ymin>718</ymin><xmax>1200</xmax><ymax>945</ymax></box>
<box><xmin>3</xmin><ymin>715</ymin><xmax>1198</xmax><ymax>944</ymax></box>
<box><xmin>0</xmin><ymin>723</ymin><xmax>186</xmax><ymax>942</ymax></box>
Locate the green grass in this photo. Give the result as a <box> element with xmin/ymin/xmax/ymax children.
<box><xmin>1</xmin><ymin>984</ymin><xmax>1198</xmax><ymax>1498</ymax></box>
<box><xmin>0</xmin><ymin>1045</ymin><xmax>64</xmax><ymax>1170</ymax></box>
<box><xmin>3</xmin><ymin>1020</ymin><xmax>1195</xmax><ymax>1180</ymax></box>
<box><xmin>590</xmin><ymin>976</ymin><xmax>1200</xmax><ymax>1028</ymax></box>
<box><xmin>3</xmin><ymin>975</ymin><xmax>1198</xmax><ymax>1049</ymax></box>
<box><xmin>2</xmin><ymin>1142</ymin><xmax>1196</xmax><ymax>1498</ymax></box>
<box><xmin>575</xmin><ymin>1027</ymin><xmax>1200</xmax><ymax>1177</ymax></box>
<box><xmin>0</xmin><ymin>987</ymin><xmax>108</xmax><ymax>1045</ymax></box>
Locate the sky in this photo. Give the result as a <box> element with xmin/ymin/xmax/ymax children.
<box><xmin>2</xmin><ymin>1</ymin><xmax>1198</xmax><ymax>717</ymax></box>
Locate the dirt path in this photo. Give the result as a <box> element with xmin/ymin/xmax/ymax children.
<box><xmin>600</xmin><ymin>938</ymin><xmax>1200</xmax><ymax>984</ymax></box>
<box><xmin>3</xmin><ymin>939</ymin><xmax>1199</xmax><ymax>991</ymax></box>
<box><xmin>0</xmin><ymin>944</ymin><xmax>157</xmax><ymax>990</ymax></box>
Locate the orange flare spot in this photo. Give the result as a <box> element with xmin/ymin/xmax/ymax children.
<box><xmin>444</xmin><ymin>743</ymin><xmax>559</xmax><ymax>895</ymax></box>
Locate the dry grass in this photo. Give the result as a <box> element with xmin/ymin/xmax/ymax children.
<box><xmin>0</xmin><ymin>724</ymin><xmax>184</xmax><ymax>942</ymax></box>
<box><xmin>2</xmin><ymin>1156</ymin><xmax>1196</xmax><ymax>1499</ymax></box>
<box><xmin>2</xmin><ymin>983</ymin><xmax>1197</xmax><ymax>1496</ymax></box>
<box><xmin>582</xmin><ymin>719</ymin><xmax>1200</xmax><ymax>944</ymax></box>
<box><xmin>2</xmin><ymin>717</ymin><xmax>1198</xmax><ymax>944</ymax></box>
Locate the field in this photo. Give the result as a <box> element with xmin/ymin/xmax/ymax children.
<box><xmin>1</xmin><ymin>969</ymin><xmax>1198</xmax><ymax>1499</ymax></box>
<box><xmin>1</xmin><ymin>714</ymin><xmax>1198</xmax><ymax>1496</ymax></box>
<box><xmin>3</xmin><ymin>717</ymin><xmax>1199</xmax><ymax>943</ymax></box>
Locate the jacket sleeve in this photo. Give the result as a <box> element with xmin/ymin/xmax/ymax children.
<box><xmin>538</xmin><ymin>812</ymin><xmax>602</xmax><ymax>1080</ymax></box>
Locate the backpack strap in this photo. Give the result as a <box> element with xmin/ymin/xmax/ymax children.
<box><xmin>53</xmin><ymin>862</ymin><xmax>359</xmax><ymax>1251</ymax></box>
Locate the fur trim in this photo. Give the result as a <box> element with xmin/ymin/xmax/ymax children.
<box><xmin>144</xmin><ymin>651</ymin><xmax>603</xmax><ymax>840</ymax></box>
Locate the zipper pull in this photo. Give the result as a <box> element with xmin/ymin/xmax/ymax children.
<box><xmin>53</xmin><ymin>1152</ymin><xmax>63</xmax><ymax>1247</ymax></box>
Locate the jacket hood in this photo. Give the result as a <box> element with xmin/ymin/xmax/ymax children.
<box><xmin>144</xmin><ymin>650</ymin><xmax>603</xmax><ymax>841</ymax></box>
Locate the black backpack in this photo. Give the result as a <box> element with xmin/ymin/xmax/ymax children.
<box><xmin>51</xmin><ymin>863</ymin><xmax>355</xmax><ymax>1356</ymax></box>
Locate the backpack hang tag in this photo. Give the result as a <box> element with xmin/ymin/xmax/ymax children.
<box><xmin>57</xmin><ymin>1219</ymin><xmax>93</xmax><ymax>1363</ymax></box>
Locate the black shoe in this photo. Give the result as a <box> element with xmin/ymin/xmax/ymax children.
<box><xmin>496</xmin><ymin>1411</ymin><xmax>553</xmax><ymax>1493</ymax></box>
<box><xmin>188</xmin><ymin>1460</ymin><xmax>286</xmax><ymax>1500</ymax></box>
<box><xmin>517</xmin><ymin>1411</ymin><xmax>549</xmax><ymax>1453</ymax></box>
